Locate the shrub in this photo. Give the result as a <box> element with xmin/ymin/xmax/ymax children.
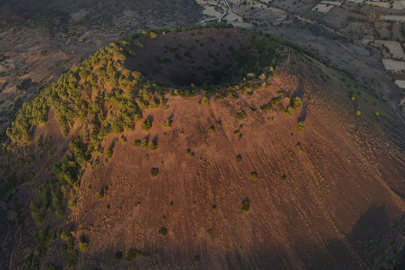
<box><xmin>151</xmin><ymin>167</ymin><xmax>159</xmax><ymax>177</ymax></box>
<box><xmin>236</xmin><ymin>155</ymin><xmax>241</xmax><ymax>163</ymax></box>
<box><xmin>295</xmin><ymin>143</ymin><xmax>304</xmax><ymax>152</ymax></box>
<box><xmin>284</xmin><ymin>107</ymin><xmax>294</xmax><ymax>116</ymax></box>
<box><xmin>158</xmin><ymin>227</ymin><xmax>167</xmax><ymax>236</ymax></box>
<box><xmin>208</xmin><ymin>127</ymin><xmax>215</xmax><ymax>133</ymax></box>
<box><xmin>96</xmin><ymin>191</ymin><xmax>104</xmax><ymax>200</ymax></box>
<box><xmin>141</xmin><ymin>139</ymin><xmax>148</xmax><ymax>148</ymax></box>
<box><xmin>31</xmin><ymin>211</ymin><xmax>46</xmax><ymax>223</ymax></box>
<box><xmin>186</xmin><ymin>148</ymin><xmax>194</xmax><ymax>157</ymax></box>
<box><xmin>236</xmin><ymin>109</ymin><xmax>246</xmax><ymax>120</ymax></box>
<box><xmin>375</xmin><ymin>111</ymin><xmax>380</xmax><ymax>116</ymax></box>
<box><xmin>68</xmin><ymin>199</ymin><xmax>77</xmax><ymax>209</ymax></box>
<box><xmin>241</xmin><ymin>200</ymin><xmax>250</xmax><ymax>212</ymax></box>
<box><xmin>249</xmin><ymin>172</ymin><xmax>257</xmax><ymax>180</ymax></box>
<box><xmin>162</xmin><ymin>119</ymin><xmax>171</xmax><ymax>128</ymax></box>
<box><xmin>201</xmin><ymin>97</ymin><xmax>210</xmax><ymax>106</ymax></box>
<box><xmin>79</xmin><ymin>237</ymin><xmax>89</xmax><ymax>251</ymax></box>
<box><xmin>149</xmin><ymin>142</ymin><xmax>158</xmax><ymax>151</ymax></box>
<box><xmin>260</xmin><ymin>103</ymin><xmax>272</xmax><ymax>111</ymax></box>
<box><xmin>67</xmin><ymin>240</ymin><xmax>74</xmax><ymax>252</ymax></box>
<box><xmin>193</xmin><ymin>255</ymin><xmax>200</xmax><ymax>263</ymax></box>
<box><xmin>207</xmin><ymin>229</ymin><xmax>212</xmax><ymax>235</ymax></box>
<box><xmin>67</xmin><ymin>250</ymin><xmax>78</xmax><ymax>268</ymax></box>
<box><xmin>271</xmin><ymin>97</ymin><xmax>282</xmax><ymax>105</ymax></box>
<box><xmin>141</xmin><ymin>119</ymin><xmax>151</xmax><ymax>131</ymax></box>
<box><xmin>292</xmin><ymin>97</ymin><xmax>302</xmax><ymax>109</ymax></box>
<box><xmin>52</xmin><ymin>190</ymin><xmax>63</xmax><ymax>208</ymax></box>
<box><xmin>133</xmin><ymin>140</ymin><xmax>141</xmax><ymax>147</ymax></box>
<box><xmin>36</xmin><ymin>137</ymin><xmax>43</xmax><ymax>147</ymax></box>
<box><xmin>106</xmin><ymin>148</ymin><xmax>113</xmax><ymax>159</ymax></box>
<box><xmin>61</xmin><ymin>228</ymin><xmax>72</xmax><ymax>240</ymax></box>
<box><xmin>149</xmin><ymin>100</ymin><xmax>158</xmax><ymax>109</ymax></box>
<box><xmin>212</xmin><ymin>205</ymin><xmax>217</xmax><ymax>210</ymax></box>
<box><xmin>56</xmin><ymin>208</ymin><xmax>65</xmax><ymax>217</ymax></box>
<box><xmin>297</xmin><ymin>122</ymin><xmax>305</xmax><ymax>132</ymax></box>
<box><xmin>115</xmin><ymin>251</ymin><xmax>123</xmax><ymax>260</ymax></box>
<box><xmin>356</xmin><ymin>110</ymin><xmax>361</xmax><ymax>115</ymax></box>
<box><xmin>126</xmin><ymin>248</ymin><xmax>149</xmax><ymax>261</ymax></box>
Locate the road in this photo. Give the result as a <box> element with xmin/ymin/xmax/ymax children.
<box><xmin>200</xmin><ymin>0</ymin><xmax>231</xmax><ymax>25</ymax></box>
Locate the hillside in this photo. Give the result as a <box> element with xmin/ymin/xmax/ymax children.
<box><xmin>1</xmin><ymin>25</ymin><xmax>405</xmax><ymax>270</ymax></box>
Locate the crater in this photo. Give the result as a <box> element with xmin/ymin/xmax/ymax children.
<box><xmin>123</xmin><ymin>28</ymin><xmax>283</xmax><ymax>86</ymax></box>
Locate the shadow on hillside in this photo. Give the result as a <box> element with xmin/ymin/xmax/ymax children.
<box><xmin>297</xmin><ymin>204</ymin><xmax>393</xmax><ymax>270</ymax></box>
<box><xmin>298</xmin><ymin>103</ymin><xmax>307</xmax><ymax>122</ymax></box>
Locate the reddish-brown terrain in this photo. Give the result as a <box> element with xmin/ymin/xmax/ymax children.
<box><xmin>2</xmin><ymin>35</ymin><xmax>405</xmax><ymax>269</ymax></box>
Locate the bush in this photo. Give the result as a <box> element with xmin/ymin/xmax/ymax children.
<box><xmin>141</xmin><ymin>139</ymin><xmax>148</xmax><ymax>148</ymax></box>
<box><xmin>61</xmin><ymin>228</ymin><xmax>72</xmax><ymax>240</ymax></box>
<box><xmin>295</xmin><ymin>143</ymin><xmax>304</xmax><ymax>152</ymax></box>
<box><xmin>162</xmin><ymin>119</ymin><xmax>171</xmax><ymax>128</ymax></box>
<box><xmin>201</xmin><ymin>97</ymin><xmax>210</xmax><ymax>106</ymax></box>
<box><xmin>208</xmin><ymin>127</ymin><xmax>215</xmax><ymax>133</ymax></box>
<box><xmin>96</xmin><ymin>191</ymin><xmax>104</xmax><ymax>200</ymax></box>
<box><xmin>260</xmin><ymin>103</ymin><xmax>272</xmax><ymax>111</ymax></box>
<box><xmin>271</xmin><ymin>97</ymin><xmax>282</xmax><ymax>105</ymax></box>
<box><xmin>79</xmin><ymin>238</ymin><xmax>89</xmax><ymax>251</ymax></box>
<box><xmin>133</xmin><ymin>140</ymin><xmax>141</xmax><ymax>147</ymax></box>
<box><xmin>212</xmin><ymin>205</ymin><xmax>217</xmax><ymax>210</ymax></box>
<box><xmin>292</xmin><ymin>97</ymin><xmax>302</xmax><ymax>109</ymax></box>
<box><xmin>236</xmin><ymin>109</ymin><xmax>246</xmax><ymax>120</ymax></box>
<box><xmin>31</xmin><ymin>211</ymin><xmax>46</xmax><ymax>223</ymax></box>
<box><xmin>297</xmin><ymin>122</ymin><xmax>305</xmax><ymax>132</ymax></box>
<box><xmin>68</xmin><ymin>199</ymin><xmax>77</xmax><ymax>209</ymax></box>
<box><xmin>52</xmin><ymin>190</ymin><xmax>63</xmax><ymax>208</ymax></box>
<box><xmin>284</xmin><ymin>107</ymin><xmax>294</xmax><ymax>116</ymax></box>
<box><xmin>241</xmin><ymin>200</ymin><xmax>250</xmax><ymax>212</ymax></box>
<box><xmin>55</xmin><ymin>208</ymin><xmax>65</xmax><ymax>217</ymax></box>
<box><xmin>149</xmin><ymin>142</ymin><xmax>158</xmax><ymax>151</ymax></box>
<box><xmin>249</xmin><ymin>172</ymin><xmax>257</xmax><ymax>180</ymax></box>
<box><xmin>158</xmin><ymin>227</ymin><xmax>167</xmax><ymax>236</ymax></box>
<box><xmin>141</xmin><ymin>119</ymin><xmax>151</xmax><ymax>131</ymax></box>
<box><xmin>36</xmin><ymin>137</ymin><xmax>43</xmax><ymax>147</ymax></box>
<box><xmin>356</xmin><ymin>110</ymin><xmax>361</xmax><ymax>115</ymax></box>
<box><xmin>126</xmin><ymin>248</ymin><xmax>149</xmax><ymax>261</ymax></box>
<box><xmin>106</xmin><ymin>148</ymin><xmax>113</xmax><ymax>159</ymax></box>
<box><xmin>151</xmin><ymin>167</ymin><xmax>159</xmax><ymax>177</ymax></box>
<box><xmin>115</xmin><ymin>251</ymin><xmax>123</xmax><ymax>260</ymax></box>
<box><xmin>207</xmin><ymin>229</ymin><xmax>212</xmax><ymax>235</ymax></box>
<box><xmin>67</xmin><ymin>250</ymin><xmax>78</xmax><ymax>268</ymax></box>
<box><xmin>236</xmin><ymin>155</ymin><xmax>241</xmax><ymax>163</ymax></box>
<box><xmin>193</xmin><ymin>255</ymin><xmax>200</xmax><ymax>263</ymax></box>
<box><xmin>375</xmin><ymin>112</ymin><xmax>379</xmax><ymax>116</ymax></box>
<box><xmin>67</xmin><ymin>240</ymin><xmax>74</xmax><ymax>252</ymax></box>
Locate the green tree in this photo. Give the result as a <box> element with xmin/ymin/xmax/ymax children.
<box><xmin>297</xmin><ymin>122</ymin><xmax>305</xmax><ymax>131</ymax></box>
<box><xmin>292</xmin><ymin>97</ymin><xmax>302</xmax><ymax>109</ymax></box>
<box><xmin>141</xmin><ymin>119</ymin><xmax>151</xmax><ymax>131</ymax></box>
<box><xmin>201</xmin><ymin>97</ymin><xmax>210</xmax><ymax>106</ymax></box>
<box><xmin>241</xmin><ymin>200</ymin><xmax>250</xmax><ymax>212</ymax></box>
